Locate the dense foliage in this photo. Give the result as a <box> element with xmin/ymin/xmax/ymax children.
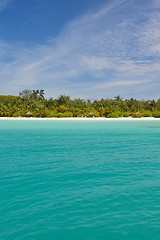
<box><xmin>0</xmin><ymin>89</ymin><xmax>160</xmax><ymax>118</ymax></box>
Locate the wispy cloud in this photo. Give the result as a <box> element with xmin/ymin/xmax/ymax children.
<box><xmin>97</xmin><ymin>79</ymin><xmax>151</xmax><ymax>89</ymax></box>
<box><xmin>153</xmin><ymin>0</ymin><xmax>160</xmax><ymax>8</ymax></box>
<box><xmin>0</xmin><ymin>0</ymin><xmax>160</xmax><ymax>99</ymax></box>
<box><xmin>0</xmin><ymin>0</ymin><xmax>10</xmax><ymax>11</ymax></box>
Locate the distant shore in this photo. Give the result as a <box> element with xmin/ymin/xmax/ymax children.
<box><xmin>0</xmin><ymin>117</ymin><xmax>160</xmax><ymax>121</ymax></box>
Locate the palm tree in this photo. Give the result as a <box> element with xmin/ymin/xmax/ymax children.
<box><xmin>58</xmin><ymin>95</ymin><xmax>71</xmax><ymax>106</ymax></box>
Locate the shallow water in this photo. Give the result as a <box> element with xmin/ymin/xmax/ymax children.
<box><xmin>0</xmin><ymin>120</ymin><xmax>160</xmax><ymax>240</ymax></box>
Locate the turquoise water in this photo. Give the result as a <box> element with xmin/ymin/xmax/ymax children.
<box><xmin>0</xmin><ymin>120</ymin><xmax>160</xmax><ymax>240</ymax></box>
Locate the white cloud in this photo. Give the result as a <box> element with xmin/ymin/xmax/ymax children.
<box><xmin>153</xmin><ymin>0</ymin><xmax>160</xmax><ymax>8</ymax></box>
<box><xmin>97</xmin><ymin>79</ymin><xmax>149</xmax><ymax>89</ymax></box>
<box><xmin>138</xmin><ymin>10</ymin><xmax>160</xmax><ymax>56</ymax></box>
<box><xmin>80</xmin><ymin>56</ymin><xmax>111</xmax><ymax>70</ymax></box>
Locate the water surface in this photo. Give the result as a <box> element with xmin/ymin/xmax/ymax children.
<box><xmin>0</xmin><ymin>120</ymin><xmax>160</xmax><ymax>240</ymax></box>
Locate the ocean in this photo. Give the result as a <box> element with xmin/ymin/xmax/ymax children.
<box><xmin>0</xmin><ymin>119</ymin><xmax>160</xmax><ymax>240</ymax></box>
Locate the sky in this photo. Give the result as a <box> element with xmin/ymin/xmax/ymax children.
<box><xmin>0</xmin><ymin>0</ymin><xmax>160</xmax><ymax>100</ymax></box>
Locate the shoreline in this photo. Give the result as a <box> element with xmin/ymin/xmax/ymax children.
<box><xmin>0</xmin><ymin>117</ymin><xmax>160</xmax><ymax>121</ymax></box>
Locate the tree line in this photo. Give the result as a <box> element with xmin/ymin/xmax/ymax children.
<box><xmin>0</xmin><ymin>89</ymin><xmax>160</xmax><ymax>118</ymax></box>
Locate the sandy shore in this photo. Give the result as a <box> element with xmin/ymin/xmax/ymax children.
<box><xmin>0</xmin><ymin>117</ymin><xmax>160</xmax><ymax>121</ymax></box>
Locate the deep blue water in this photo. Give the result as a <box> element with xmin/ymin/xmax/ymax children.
<box><xmin>0</xmin><ymin>120</ymin><xmax>160</xmax><ymax>240</ymax></box>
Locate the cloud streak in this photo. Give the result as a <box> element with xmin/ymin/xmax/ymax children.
<box><xmin>0</xmin><ymin>0</ymin><xmax>160</xmax><ymax>99</ymax></box>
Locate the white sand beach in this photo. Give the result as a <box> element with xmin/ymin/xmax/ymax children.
<box><xmin>0</xmin><ymin>117</ymin><xmax>159</xmax><ymax>121</ymax></box>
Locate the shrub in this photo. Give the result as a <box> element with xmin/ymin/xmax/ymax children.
<box><xmin>153</xmin><ymin>111</ymin><xmax>160</xmax><ymax>118</ymax></box>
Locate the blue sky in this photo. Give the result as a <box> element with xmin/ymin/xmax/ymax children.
<box><xmin>0</xmin><ymin>0</ymin><xmax>160</xmax><ymax>100</ymax></box>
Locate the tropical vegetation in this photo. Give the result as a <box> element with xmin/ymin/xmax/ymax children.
<box><xmin>0</xmin><ymin>89</ymin><xmax>160</xmax><ymax>118</ymax></box>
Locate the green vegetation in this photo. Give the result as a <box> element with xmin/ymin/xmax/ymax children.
<box><xmin>0</xmin><ymin>90</ymin><xmax>160</xmax><ymax>118</ymax></box>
